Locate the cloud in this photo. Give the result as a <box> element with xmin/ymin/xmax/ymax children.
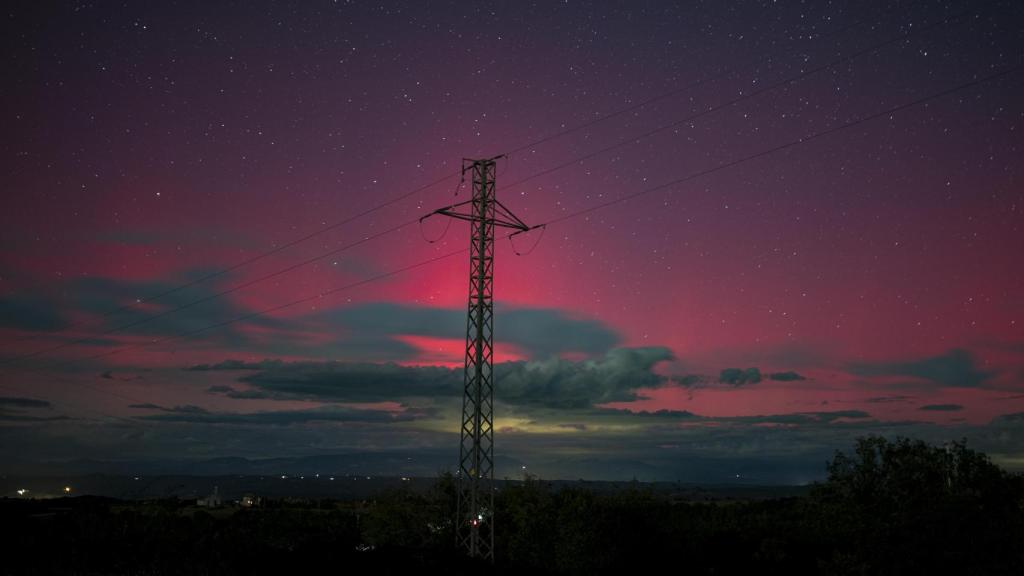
<box><xmin>1</xmin><ymin>273</ymin><xmax>623</xmax><ymax>366</ymax></box>
<box><xmin>850</xmin><ymin>348</ymin><xmax>993</xmax><ymax>388</ymax></box>
<box><xmin>804</xmin><ymin>410</ymin><xmax>871</xmax><ymax>421</ymax></box>
<box><xmin>5</xmin><ymin>406</ymin><xmax>1010</xmax><ymax>482</ymax></box>
<box><xmin>597</xmin><ymin>408</ymin><xmax>698</xmax><ymax>419</ymax></box>
<box><xmin>129</xmin><ymin>403</ymin><xmax>210</xmax><ymax>414</ymax></box>
<box><xmin>0</xmin><ymin>270</ymin><xmax>293</xmax><ymax>353</ymax></box>
<box><xmin>865</xmin><ymin>395</ymin><xmax>915</xmax><ymax>404</ymax></box>
<box><xmin>99</xmin><ymin>370</ymin><xmax>143</xmax><ymax>381</ymax></box>
<box><xmin>719</xmin><ymin>367</ymin><xmax>762</xmax><ymax>386</ymax></box>
<box><xmin>0</xmin><ymin>413</ymin><xmax>70</xmax><ymax>422</ymax></box>
<box><xmin>189</xmin><ymin>359</ymin><xmax>283</xmax><ymax>372</ymax></box>
<box><xmin>768</xmin><ymin>371</ymin><xmax>806</xmax><ymax>381</ymax></box>
<box><xmin>225</xmin><ymin>389</ymin><xmax>279</xmax><ymax>400</ymax></box>
<box><xmin>0</xmin><ymin>396</ymin><xmax>65</xmax><ymax>422</ymax></box>
<box><xmin>3</xmin><ymin>387</ymin><xmax>1012</xmax><ymax>484</ymax></box>
<box><xmin>497</xmin><ymin>347</ymin><xmax>673</xmax><ymax>409</ymax></box>
<box><xmin>72</xmin><ymin>272</ymin><xmax>292</xmax><ymax>344</ymax></box>
<box><xmin>673</xmin><ymin>368</ymin><xmax>805</xmax><ymax>388</ymax></box>
<box><xmin>500</xmin><ymin>307</ymin><xmax>621</xmax><ymax>358</ymax></box>
<box><xmin>137</xmin><ymin>405</ymin><xmax>435</xmax><ymax>426</ymax></box>
<box><xmin>0</xmin><ymin>293</ymin><xmax>68</xmax><ymax>331</ymax></box>
<box><xmin>204</xmin><ymin>347</ymin><xmax>673</xmax><ymax>410</ymax></box>
<box><xmin>721</xmin><ymin>410</ymin><xmax>871</xmax><ymax>425</ymax></box>
<box><xmin>918</xmin><ymin>404</ymin><xmax>964</xmax><ymax>412</ymax></box>
<box><xmin>319</xmin><ymin>302</ymin><xmax>621</xmax><ymax>360</ymax></box>
<box><xmin>206</xmin><ymin>381</ymin><xmax>303</xmax><ymax>400</ymax></box>
<box><xmin>235</xmin><ymin>361</ymin><xmax>459</xmax><ymax>402</ymax></box>
<box><xmin>593</xmin><ymin>409</ymin><xmax>871</xmax><ymax>427</ymax></box>
<box><xmin>0</xmin><ymin>397</ymin><xmax>52</xmax><ymax>409</ymax></box>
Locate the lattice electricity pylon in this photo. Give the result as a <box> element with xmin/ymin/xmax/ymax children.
<box><xmin>420</xmin><ymin>155</ymin><xmax>532</xmax><ymax>561</ymax></box>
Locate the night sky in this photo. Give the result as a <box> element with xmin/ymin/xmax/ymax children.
<box><xmin>1</xmin><ymin>0</ymin><xmax>1022</xmax><ymax>483</ymax></box>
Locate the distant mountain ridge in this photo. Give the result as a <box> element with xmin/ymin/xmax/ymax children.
<box><xmin>3</xmin><ymin>451</ymin><xmax>462</xmax><ymax>477</ymax></box>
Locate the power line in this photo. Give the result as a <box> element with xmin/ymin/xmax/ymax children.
<box><xmin>1</xmin><ymin>218</ymin><xmax>419</xmax><ymax>364</ymax></box>
<box><xmin>1</xmin><ymin>250</ymin><xmax>467</xmax><ymax>423</ymax></box>
<box><xmin>47</xmin><ymin>248</ymin><xmax>468</xmax><ymax>370</ymax></box>
<box><xmin>499</xmin><ymin>1</ymin><xmax>982</xmax><ymax>194</ymax></box>
<box><xmin>1</xmin><ymin>0</ymin><xmax>924</xmax><ymax>348</ymax></box>
<box><xmin>0</xmin><ymin>1</ymin><xmax>992</xmax><ymax>366</ymax></box>
<box><xmin>502</xmin><ymin>0</ymin><xmax>926</xmax><ymax>158</ymax></box>
<box><xmin>536</xmin><ymin>64</ymin><xmax>1023</xmax><ymax>229</ymax></box>
<box><xmin>2</xmin><ymin>5</ymin><xmax>1011</xmax><ymax>430</ymax></box>
<box><xmin>3</xmin><ymin>171</ymin><xmax>458</xmax><ymax>346</ymax></box>
<box><xmin>8</xmin><ymin>62</ymin><xmax>1018</xmax><ymax>397</ymax></box>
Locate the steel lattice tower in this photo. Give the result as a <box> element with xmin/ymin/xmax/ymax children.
<box><xmin>423</xmin><ymin>156</ymin><xmax>531</xmax><ymax>560</ymax></box>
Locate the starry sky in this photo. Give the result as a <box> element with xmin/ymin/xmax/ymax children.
<box><xmin>1</xmin><ymin>0</ymin><xmax>1022</xmax><ymax>483</ymax></box>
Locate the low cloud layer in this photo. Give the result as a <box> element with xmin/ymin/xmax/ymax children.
<box><xmin>919</xmin><ymin>404</ymin><xmax>964</xmax><ymax>412</ymax></box>
<box><xmin>0</xmin><ymin>274</ymin><xmax>625</xmax><ymax>365</ymax></box>
<box><xmin>219</xmin><ymin>361</ymin><xmax>459</xmax><ymax>402</ymax></box>
<box><xmin>599</xmin><ymin>407</ymin><xmax>871</xmax><ymax>426</ymax></box>
<box><xmin>130</xmin><ymin>402</ymin><xmax>433</xmax><ymax>425</ymax></box>
<box><xmin>677</xmin><ymin>368</ymin><xmax>807</xmax><ymax>388</ymax></box>
<box><xmin>0</xmin><ymin>397</ymin><xmax>52</xmax><ymax>409</ymax></box>
<box><xmin>202</xmin><ymin>347</ymin><xmax>674</xmax><ymax>410</ymax></box>
<box><xmin>850</xmin><ymin>348</ymin><xmax>993</xmax><ymax>388</ymax></box>
<box><xmin>0</xmin><ymin>270</ymin><xmax>290</xmax><ymax>353</ymax></box>
<box><xmin>498</xmin><ymin>347</ymin><xmax>673</xmax><ymax>408</ymax></box>
<box><xmin>865</xmin><ymin>395</ymin><xmax>916</xmax><ymax>404</ymax></box>
<box><xmin>0</xmin><ymin>294</ymin><xmax>68</xmax><ymax>331</ymax></box>
<box><xmin>769</xmin><ymin>371</ymin><xmax>806</xmax><ymax>382</ymax></box>
<box><xmin>728</xmin><ymin>410</ymin><xmax>871</xmax><ymax>425</ymax></box>
<box><xmin>0</xmin><ymin>396</ymin><xmax>66</xmax><ymax>422</ymax></box>
<box><xmin>318</xmin><ymin>302</ymin><xmax>621</xmax><ymax>359</ymax></box>
<box><xmin>720</xmin><ymin>367</ymin><xmax>763</xmax><ymax>386</ymax></box>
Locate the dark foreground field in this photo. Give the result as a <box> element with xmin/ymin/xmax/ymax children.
<box><xmin>2</xmin><ymin>437</ymin><xmax>1023</xmax><ymax>575</ymax></box>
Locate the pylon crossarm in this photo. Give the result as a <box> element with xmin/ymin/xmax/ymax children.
<box><xmin>433</xmin><ymin>208</ymin><xmax>528</xmax><ymax>231</ymax></box>
<box><xmin>508</xmin><ymin>223</ymin><xmax>545</xmax><ymax>239</ymax></box>
<box><xmin>492</xmin><ymin>218</ymin><xmax>529</xmax><ymax>230</ymax></box>
<box><xmin>493</xmin><ymin>199</ymin><xmax>530</xmax><ymax>230</ymax></box>
<box><xmin>420</xmin><ymin>199</ymin><xmax>474</xmax><ymax>222</ymax></box>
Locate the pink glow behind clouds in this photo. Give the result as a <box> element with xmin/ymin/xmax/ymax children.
<box><xmin>1</xmin><ymin>0</ymin><xmax>1022</xmax><ymax>438</ymax></box>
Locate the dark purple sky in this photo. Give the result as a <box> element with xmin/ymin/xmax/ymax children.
<box><xmin>1</xmin><ymin>0</ymin><xmax>1022</xmax><ymax>482</ymax></box>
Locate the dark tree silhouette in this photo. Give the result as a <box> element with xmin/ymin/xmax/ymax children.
<box><xmin>809</xmin><ymin>436</ymin><xmax>1024</xmax><ymax>575</ymax></box>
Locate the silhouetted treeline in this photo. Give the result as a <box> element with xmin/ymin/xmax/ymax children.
<box><xmin>2</xmin><ymin>436</ymin><xmax>1022</xmax><ymax>575</ymax></box>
